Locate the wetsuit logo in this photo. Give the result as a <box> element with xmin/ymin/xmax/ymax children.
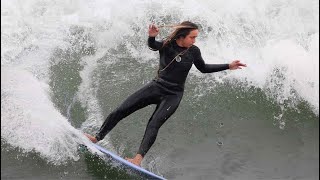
<box><xmin>175</xmin><ymin>56</ymin><xmax>182</xmax><ymax>62</ymax></box>
<box><xmin>175</xmin><ymin>48</ymin><xmax>189</xmax><ymax>63</ymax></box>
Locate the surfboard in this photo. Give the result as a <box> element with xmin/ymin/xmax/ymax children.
<box><xmin>86</xmin><ymin>143</ymin><xmax>166</xmax><ymax>180</ymax></box>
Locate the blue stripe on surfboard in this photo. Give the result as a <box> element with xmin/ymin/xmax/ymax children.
<box><xmin>91</xmin><ymin>143</ymin><xmax>166</xmax><ymax>180</ymax></box>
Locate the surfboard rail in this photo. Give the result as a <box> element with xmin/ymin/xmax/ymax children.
<box><xmin>90</xmin><ymin>143</ymin><xmax>166</xmax><ymax>180</ymax></box>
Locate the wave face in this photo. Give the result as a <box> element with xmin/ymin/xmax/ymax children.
<box><xmin>1</xmin><ymin>0</ymin><xmax>318</xmax><ymax>179</ymax></box>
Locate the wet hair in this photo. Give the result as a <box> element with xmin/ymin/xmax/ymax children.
<box><xmin>162</xmin><ymin>21</ymin><xmax>198</xmax><ymax>48</ymax></box>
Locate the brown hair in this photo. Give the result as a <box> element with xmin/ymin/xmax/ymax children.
<box><xmin>160</xmin><ymin>21</ymin><xmax>198</xmax><ymax>48</ymax></box>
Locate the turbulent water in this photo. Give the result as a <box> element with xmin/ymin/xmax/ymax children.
<box><xmin>1</xmin><ymin>0</ymin><xmax>319</xmax><ymax>179</ymax></box>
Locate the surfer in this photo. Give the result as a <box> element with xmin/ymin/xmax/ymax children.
<box><xmin>85</xmin><ymin>21</ymin><xmax>246</xmax><ymax>166</ymax></box>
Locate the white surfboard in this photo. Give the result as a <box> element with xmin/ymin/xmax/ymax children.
<box><xmin>91</xmin><ymin>143</ymin><xmax>166</xmax><ymax>180</ymax></box>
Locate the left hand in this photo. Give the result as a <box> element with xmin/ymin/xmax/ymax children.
<box><xmin>229</xmin><ymin>60</ymin><xmax>247</xmax><ymax>70</ymax></box>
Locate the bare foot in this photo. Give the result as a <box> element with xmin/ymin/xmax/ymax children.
<box><xmin>84</xmin><ymin>133</ymin><xmax>98</xmax><ymax>143</ymax></box>
<box><xmin>125</xmin><ymin>154</ymin><xmax>143</xmax><ymax>166</ymax></box>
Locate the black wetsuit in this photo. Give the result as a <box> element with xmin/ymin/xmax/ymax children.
<box><xmin>95</xmin><ymin>37</ymin><xmax>229</xmax><ymax>157</ymax></box>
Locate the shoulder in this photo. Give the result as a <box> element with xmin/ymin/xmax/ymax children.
<box><xmin>190</xmin><ymin>45</ymin><xmax>200</xmax><ymax>52</ymax></box>
<box><xmin>189</xmin><ymin>45</ymin><xmax>201</xmax><ymax>55</ymax></box>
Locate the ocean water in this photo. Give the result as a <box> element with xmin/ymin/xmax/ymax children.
<box><xmin>1</xmin><ymin>0</ymin><xmax>319</xmax><ymax>179</ymax></box>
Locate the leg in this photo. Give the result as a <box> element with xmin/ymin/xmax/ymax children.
<box><xmin>95</xmin><ymin>82</ymin><xmax>161</xmax><ymax>141</ymax></box>
<box><xmin>134</xmin><ymin>93</ymin><xmax>183</xmax><ymax>161</ymax></box>
<box><xmin>126</xmin><ymin>94</ymin><xmax>182</xmax><ymax>166</ymax></box>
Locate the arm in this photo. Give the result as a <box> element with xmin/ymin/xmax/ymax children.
<box><xmin>193</xmin><ymin>47</ymin><xmax>247</xmax><ymax>73</ymax></box>
<box><xmin>147</xmin><ymin>24</ymin><xmax>163</xmax><ymax>51</ymax></box>
<box><xmin>148</xmin><ymin>37</ymin><xmax>163</xmax><ymax>51</ymax></box>
<box><xmin>193</xmin><ymin>47</ymin><xmax>229</xmax><ymax>73</ymax></box>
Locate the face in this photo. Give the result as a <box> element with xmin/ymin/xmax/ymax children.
<box><xmin>180</xmin><ymin>29</ymin><xmax>199</xmax><ymax>48</ymax></box>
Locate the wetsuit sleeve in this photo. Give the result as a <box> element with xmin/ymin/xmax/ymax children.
<box><xmin>148</xmin><ymin>37</ymin><xmax>163</xmax><ymax>51</ymax></box>
<box><xmin>193</xmin><ymin>47</ymin><xmax>229</xmax><ymax>73</ymax></box>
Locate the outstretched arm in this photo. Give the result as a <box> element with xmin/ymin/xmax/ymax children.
<box><xmin>147</xmin><ymin>24</ymin><xmax>163</xmax><ymax>51</ymax></box>
<box><xmin>193</xmin><ymin>47</ymin><xmax>246</xmax><ymax>73</ymax></box>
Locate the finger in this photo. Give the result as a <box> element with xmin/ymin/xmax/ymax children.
<box><xmin>236</xmin><ymin>62</ymin><xmax>246</xmax><ymax>66</ymax></box>
<box><xmin>153</xmin><ymin>24</ymin><xmax>158</xmax><ymax>29</ymax></box>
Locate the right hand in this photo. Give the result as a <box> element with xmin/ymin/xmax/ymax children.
<box><xmin>148</xmin><ymin>24</ymin><xmax>159</xmax><ymax>37</ymax></box>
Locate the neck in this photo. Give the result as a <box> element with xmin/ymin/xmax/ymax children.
<box><xmin>176</xmin><ymin>39</ymin><xmax>185</xmax><ymax>48</ymax></box>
